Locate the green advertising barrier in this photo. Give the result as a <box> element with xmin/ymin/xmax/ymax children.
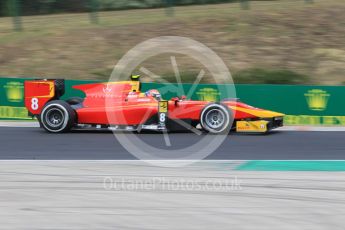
<box><xmin>1</xmin><ymin>77</ymin><xmax>345</xmax><ymax>125</ymax></box>
<box><xmin>235</xmin><ymin>85</ymin><xmax>345</xmax><ymax>126</ymax></box>
<box><xmin>0</xmin><ymin>78</ymin><xmax>28</xmax><ymax>120</ymax></box>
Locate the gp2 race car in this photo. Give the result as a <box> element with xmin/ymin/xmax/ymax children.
<box><xmin>24</xmin><ymin>76</ymin><xmax>284</xmax><ymax>134</ymax></box>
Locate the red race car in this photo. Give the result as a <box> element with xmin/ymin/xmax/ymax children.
<box><xmin>24</xmin><ymin>76</ymin><xmax>284</xmax><ymax>134</ymax></box>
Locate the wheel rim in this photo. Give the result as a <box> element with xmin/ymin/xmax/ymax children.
<box><xmin>45</xmin><ymin>108</ymin><xmax>65</xmax><ymax>128</ymax></box>
<box><xmin>205</xmin><ymin>109</ymin><xmax>225</xmax><ymax>130</ymax></box>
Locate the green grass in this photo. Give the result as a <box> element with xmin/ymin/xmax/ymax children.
<box><xmin>233</xmin><ymin>68</ymin><xmax>309</xmax><ymax>84</ymax></box>
<box><xmin>0</xmin><ymin>0</ymin><xmax>344</xmax><ymax>84</ymax></box>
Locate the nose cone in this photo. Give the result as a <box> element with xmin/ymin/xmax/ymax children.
<box><xmin>261</xmin><ymin>110</ymin><xmax>285</xmax><ymax>118</ymax></box>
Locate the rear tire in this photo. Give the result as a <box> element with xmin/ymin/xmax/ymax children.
<box><xmin>40</xmin><ymin>100</ymin><xmax>76</xmax><ymax>133</ymax></box>
<box><xmin>200</xmin><ymin>103</ymin><xmax>232</xmax><ymax>134</ymax></box>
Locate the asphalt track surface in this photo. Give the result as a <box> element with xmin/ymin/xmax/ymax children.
<box><xmin>1</xmin><ymin>127</ymin><xmax>344</xmax><ymax>160</ymax></box>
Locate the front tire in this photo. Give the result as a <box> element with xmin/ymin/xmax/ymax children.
<box><xmin>40</xmin><ymin>100</ymin><xmax>76</xmax><ymax>133</ymax></box>
<box><xmin>200</xmin><ymin>103</ymin><xmax>232</xmax><ymax>134</ymax></box>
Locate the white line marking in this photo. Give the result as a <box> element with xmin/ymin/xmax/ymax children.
<box><xmin>0</xmin><ymin>122</ymin><xmax>40</xmax><ymax>128</ymax></box>
<box><xmin>277</xmin><ymin>126</ymin><xmax>345</xmax><ymax>132</ymax></box>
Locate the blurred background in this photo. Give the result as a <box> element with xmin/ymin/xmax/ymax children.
<box><xmin>0</xmin><ymin>0</ymin><xmax>344</xmax><ymax>85</ymax></box>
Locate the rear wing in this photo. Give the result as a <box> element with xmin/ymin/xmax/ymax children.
<box><xmin>24</xmin><ymin>79</ymin><xmax>65</xmax><ymax>115</ymax></box>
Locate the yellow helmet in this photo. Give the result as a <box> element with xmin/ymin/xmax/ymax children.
<box><xmin>131</xmin><ymin>75</ymin><xmax>140</xmax><ymax>81</ymax></box>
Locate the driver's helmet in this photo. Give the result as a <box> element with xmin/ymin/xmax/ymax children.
<box><xmin>145</xmin><ymin>89</ymin><xmax>162</xmax><ymax>101</ymax></box>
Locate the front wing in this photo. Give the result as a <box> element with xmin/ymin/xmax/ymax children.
<box><xmin>236</xmin><ymin>117</ymin><xmax>284</xmax><ymax>133</ymax></box>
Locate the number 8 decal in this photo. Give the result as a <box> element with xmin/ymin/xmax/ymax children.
<box><xmin>31</xmin><ymin>98</ymin><xmax>39</xmax><ymax>110</ymax></box>
<box><xmin>160</xmin><ymin>113</ymin><xmax>166</xmax><ymax>122</ymax></box>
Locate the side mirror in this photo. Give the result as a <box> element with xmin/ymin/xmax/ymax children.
<box><xmin>181</xmin><ymin>95</ymin><xmax>187</xmax><ymax>100</ymax></box>
<box><xmin>171</xmin><ymin>97</ymin><xmax>179</xmax><ymax>106</ymax></box>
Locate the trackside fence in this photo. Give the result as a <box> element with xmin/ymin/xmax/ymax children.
<box><xmin>0</xmin><ymin>77</ymin><xmax>344</xmax><ymax>125</ymax></box>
